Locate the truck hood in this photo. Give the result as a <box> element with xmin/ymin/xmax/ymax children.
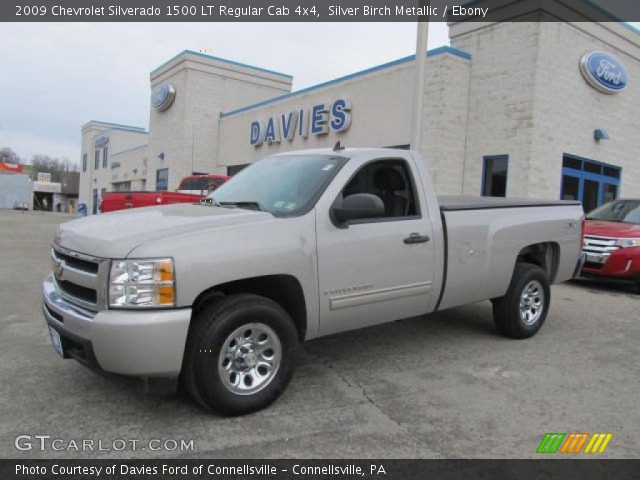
<box><xmin>584</xmin><ymin>219</ymin><xmax>640</xmax><ymax>238</ymax></box>
<box><xmin>54</xmin><ymin>204</ymin><xmax>274</xmax><ymax>258</ymax></box>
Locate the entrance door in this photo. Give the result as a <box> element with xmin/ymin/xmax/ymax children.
<box><xmin>314</xmin><ymin>154</ymin><xmax>436</xmax><ymax>337</ymax></box>
<box><xmin>92</xmin><ymin>188</ymin><xmax>98</xmax><ymax>214</ymax></box>
<box><xmin>560</xmin><ymin>155</ymin><xmax>620</xmax><ymax>213</ymax></box>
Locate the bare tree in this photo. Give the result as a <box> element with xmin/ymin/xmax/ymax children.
<box><xmin>0</xmin><ymin>147</ymin><xmax>21</xmax><ymax>164</ymax></box>
<box><xmin>30</xmin><ymin>155</ymin><xmax>78</xmax><ymax>182</ymax></box>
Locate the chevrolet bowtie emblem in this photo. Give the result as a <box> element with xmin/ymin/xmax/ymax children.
<box><xmin>53</xmin><ymin>260</ymin><xmax>64</xmax><ymax>279</ymax></box>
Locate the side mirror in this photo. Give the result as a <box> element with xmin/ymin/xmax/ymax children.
<box><xmin>331</xmin><ymin>193</ymin><xmax>385</xmax><ymax>226</ymax></box>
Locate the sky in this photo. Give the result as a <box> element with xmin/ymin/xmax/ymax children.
<box><xmin>0</xmin><ymin>22</ymin><xmax>449</xmax><ymax>164</ymax></box>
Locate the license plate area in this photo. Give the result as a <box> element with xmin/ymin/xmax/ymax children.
<box><xmin>49</xmin><ymin>326</ymin><xmax>64</xmax><ymax>357</ymax></box>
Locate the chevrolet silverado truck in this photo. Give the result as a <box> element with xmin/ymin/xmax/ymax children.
<box><xmin>581</xmin><ymin>199</ymin><xmax>640</xmax><ymax>292</ymax></box>
<box><xmin>43</xmin><ymin>148</ymin><xmax>584</xmax><ymax>415</ymax></box>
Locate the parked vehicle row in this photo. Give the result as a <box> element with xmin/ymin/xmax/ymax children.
<box><xmin>43</xmin><ymin>147</ymin><xmax>584</xmax><ymax>415</ymax></box>
<box><xmin>100</xmin><ymin>174</ymin><xmax>229</xmax><ymax>213</ymax></box>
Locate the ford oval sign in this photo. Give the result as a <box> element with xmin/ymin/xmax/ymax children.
<box><xmin>579</xmin><ymin>51</ymin><xmax>628</xmax><ymax>94</ymax></box>
<box><xmin>151</xmin><ymin>83</ymin><xmax>176</xmax><ymax>110</ymax></box>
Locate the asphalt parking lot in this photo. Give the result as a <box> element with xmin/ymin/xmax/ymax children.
<box><xmin>1</xmin><ymin>209</ymin><xmax>638</xmax><ymax>459</ymax></box>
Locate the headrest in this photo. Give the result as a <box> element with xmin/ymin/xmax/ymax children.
<box><xmin>374</xmin><ymin>167</ymin><xmax>406</xmax><ymax>192</ymax></box>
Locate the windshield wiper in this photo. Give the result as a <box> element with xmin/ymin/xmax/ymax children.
<box><xmin>219</xmin><ymin>201</ymin><xmax>263</xmax><ymax>211</ymax></box>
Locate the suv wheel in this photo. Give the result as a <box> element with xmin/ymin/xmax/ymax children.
<box><xmin>183</xmin><ymin>294</ymin><xmax>299</xmax><ymax>415</ymax></box>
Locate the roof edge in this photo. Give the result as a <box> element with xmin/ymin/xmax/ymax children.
<box><xmin>82</xmin><ymin>121</ymin><xmax>147</xmax><ymax>133</ymax></box>
<box><xmin>150</xmin><ymin>50</ymin><xmax>294</xmax><ymax>79</ymax></box>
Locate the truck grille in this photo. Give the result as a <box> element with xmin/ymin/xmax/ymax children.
<box><xmin>51</xmin><ymin>246</ymin><xmax>108</xmax><ymax>311</ymax></box>
<box><xmin>582</xmin><ymin>236</ymin><xmax>620</xmax><ymax>256</ymax></box>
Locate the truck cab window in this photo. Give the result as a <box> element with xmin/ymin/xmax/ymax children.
<box><xmin>340</xmin><ymin>159</ymin><xmax>418</xmax><ymax>219</ymax></box>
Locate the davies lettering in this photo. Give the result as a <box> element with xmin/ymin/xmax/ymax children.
<box><xmin>250</xmin><ymin>99</ymin><xmax>351</xmax><ymax>147</ymax></box>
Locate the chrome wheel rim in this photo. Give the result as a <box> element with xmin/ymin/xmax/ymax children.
<box><xmin>519</xmin><ymin>280</ymin><xmax>545</xmax><ymax>325</ymax></box>
<box><xmin>218</xmin><ymin>323</ymin><xmax>281</xmax><ymax>395</ymax></box>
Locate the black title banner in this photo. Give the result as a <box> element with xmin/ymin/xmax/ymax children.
<box><xmin>2</xmin><ymin>0</ymin><xmax>640</xmax><ymax>22</ymax></box>
<box><xmin>2</xmin><ymin>459</ymin><xmax>640</xmax><ymax>480</ymax></box>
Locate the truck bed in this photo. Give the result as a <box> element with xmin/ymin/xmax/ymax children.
<box><xmin>438</xmin><ymin>195</ymin><xmax>581</xmax><ymax>211</ymax></box>
<box><xmin>435</xmin><ymin>197</ymin><xmax>584</xmax><ymax>312</ymax></box>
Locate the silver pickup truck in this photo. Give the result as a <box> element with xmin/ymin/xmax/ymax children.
<box><xmin>43</xmin><ymin>148</ymin><xmax>584</xmax><ymax>415</ymax></box>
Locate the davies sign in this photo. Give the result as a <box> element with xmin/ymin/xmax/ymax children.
<box><xmin>579</xmin><ymin>51</ymin><xmax>628</xmax><ymax>94</ymax></box>
<box><xmin>250</xmin><ymin>99</ymin><xmax>351</xmax><ymax>147</ymax></box>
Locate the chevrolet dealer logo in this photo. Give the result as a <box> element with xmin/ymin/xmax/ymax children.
<box><xmin>53</xmin><ymin>260</ymin><xmax>64</xmax><ymax>280</ymax></box>
<box><xmin>537</xmin><ymin>432</ymin><xmax>613</xmax><ymax>454</ymax></box>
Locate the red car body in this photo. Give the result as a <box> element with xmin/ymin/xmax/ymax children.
<box><xmin>581</xmin><ymin>199</ymin><xmax>640</xmax><ymax>289</ymax></box>
<box><xmin>100</xmin><ymin>174</ymin><xmax>229</xmax><ymax>213</ymax></box>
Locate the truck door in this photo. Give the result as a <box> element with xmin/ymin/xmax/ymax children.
<box><xmin>315</xmin><ymin>154</ymin><xmax>436</xmax><ymax>336</ymax></box>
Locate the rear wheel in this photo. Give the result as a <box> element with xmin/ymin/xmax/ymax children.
<box><xmin>183</xmin><ymin>294</ymin><xmax>299</xmax><ymax>415</ymax></box>
<box><xmin>492</xmin><ymin>263</ymin><xmax>550</xmax><ymax>339</ymax></box>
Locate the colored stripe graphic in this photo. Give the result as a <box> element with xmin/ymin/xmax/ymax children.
<box><xmin>538</xmin><ymin>433</ymin><xmax>613</xmax><ymax>454</ymax></box>
<box><xmin>560</xmin><ymin>433</ymin><xmax>589</xmax><ymax>453</ymax></box>
<box><xmin>584</xmin><ymin>433</ymin><xmax>613</xmax><ymax>454</ymax></box>
<box><xmin>537</xmin><ymin>433</ymin><xmax>566</xmax><ymax>453</ymax></box>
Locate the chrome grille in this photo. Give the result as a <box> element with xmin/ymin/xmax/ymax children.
<box><xmin>582</xmin><ymin>236</ymin><xmax>620</xmax><ymax>256</ymax></box>
<box><xmin>51</xmin><ymin>246</ymin><xmax>109</xmax><ymax>311</ymax></box>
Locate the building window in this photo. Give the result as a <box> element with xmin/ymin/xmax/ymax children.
<box><xmin>113</xmin><ymin>182</ymin><xmax>131</xmax><ymax>192</ymax></box>
<box><xmin>94</xmin><ymin>150</ymin><xmax>100</xmax><ymax>169</ymax></box>
<box><xmin>227</xmin><ymin>164</ymin><xmax>249</xmax><ymax>176</ymax></box>
<box><xmin>561</xmin><ymin>154</ymin><xmax>620</xmax><ymax>213</ymax></box>
<box><xmin>102</xmin><ymin>147</ymin><xmax>108</xmax><ymax>168</ymax></box>
<box><xmin>82</xmin><ymin>154</ymin><xmax>87</xmax><ymax>172</ymax></box>
<box><xmin>156</xmin><ymin>168</ymin><xmax>169</xmax><ymax>191</ymax></box>
<box><xmin>482</xmin><ymin>155</ymin><xmax>508</xmax><ymax>197</ymax></box>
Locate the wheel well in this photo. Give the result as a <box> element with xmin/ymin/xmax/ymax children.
<box><xmin>516</xmin><ymin>242</ymin><xmax>560</xmax><ymax>283</ymax></box>
<box><xmin>192</xmin><ymin>275</ymin><xmax>307</xmax><ymax>341</ymax></box>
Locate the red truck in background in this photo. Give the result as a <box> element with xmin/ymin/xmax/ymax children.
<box><xmin>100</xmin><ymin>174</ymin><xmax>229</xmax><ymax>213</ymax></box>
<box><xmin>581</xmin><ymin>199</ymin><xmax>640</xmax><ymax>292</ymax></box>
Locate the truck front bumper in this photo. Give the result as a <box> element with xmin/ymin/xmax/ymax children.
<box><xmin>42</xmin><ymin>274</ymin><xmax>192</xmax><ymax>388</ymax></box>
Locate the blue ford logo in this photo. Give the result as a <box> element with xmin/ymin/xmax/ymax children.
<box><xmin>580</xmin><ymin>51</ymin><xmax>628</xmax><ymax>94</ymax></box>
<box><xmin>151</xmin><ymin>83</ymin><xmax>176</xmax><ymax>110</ymax></box>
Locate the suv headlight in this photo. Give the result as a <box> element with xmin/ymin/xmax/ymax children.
<box><xmin>615</xmin><ymin>238</ymin><xmax>640</xmax><ymax>248</ymax></box>
<box><xmin>109</xmin><ymin>259</ymin><xmax>175</xmax><ymax>308</ymax></box>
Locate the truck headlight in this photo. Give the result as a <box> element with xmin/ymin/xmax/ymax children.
<box><xmin>109</xmin><ymin>259</ymin><xmax>175</xmax><ymax>308</ymax></box>
<box><xmin>615</xmin><ymin>238</ymin><xmax>640</xmax><ymax>248</ymax></box>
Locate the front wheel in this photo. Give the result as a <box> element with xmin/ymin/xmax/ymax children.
<box><xmin>492</xmin><ymin>263</ymin><xmax>550</xmax><ymax>339</ymax></box>
<box><xmin>183</xmin><ymin>294</ymin><xmax>299</xmax><ymax>415</ymax></box>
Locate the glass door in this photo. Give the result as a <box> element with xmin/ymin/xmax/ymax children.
<box><xmin>560</xmin><ymin>155</ymin><xmax>621</xmax><ymax>213</ymax></box>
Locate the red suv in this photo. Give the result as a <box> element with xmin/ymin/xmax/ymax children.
<box><xmin>582</xmin><ymin>199</ymin><xmax>640</xmax><ymax>292</ymax></box>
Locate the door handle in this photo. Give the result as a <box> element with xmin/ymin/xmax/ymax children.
<box><xmin>404</xmin><ymin>233</ymin><xmax>430</xmax><ymax>244</ymax></box>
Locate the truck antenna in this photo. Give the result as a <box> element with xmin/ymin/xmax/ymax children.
<box><xmin>333</xmin><ymin>141</ymin><xmax>345</xmax><ymax>151</ymax></box>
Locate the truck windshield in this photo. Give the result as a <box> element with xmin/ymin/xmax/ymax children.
<box><xmin>586</xmin><ymin>200</ymin><xmax>640</xmax><ymax>224</ymax></box>
<box><xmin>207</xmin><ymin>155</ymin><xmax>347</xmax><ymax>216</ymax></box>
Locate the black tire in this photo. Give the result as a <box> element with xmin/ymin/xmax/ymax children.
<box><xmin>183</xmin><ymin>294</ymin><xmax>299</xmax><ymax>415</ymax></box>
<box><xmin>492</xmin><ymin>263</ymin><xmax>550</xmax><ymax>339</ymax></box>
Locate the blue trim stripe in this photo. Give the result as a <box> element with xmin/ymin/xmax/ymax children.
<box><xmin>111</xmin><ymin>144</ymin><xmax>149</xmax><ymax>157</ymax></box>
<box><xmin>427</xmin><ymin>46</ymin><xmax>472</xmax><ymax>60</ymax></box>
<box><xmin>87</xmin><ymin>121</ymin><xmax>147</xmax><ymax>133</ymax></box>
<box><xmin>220</xmin><ymin>46</ymin><xmax>471</xmax><ymax>118</ymax></box>
<box><xmin>151</xmin><ymin>50</ymin><xmax>293</xmax><ymax>79</ymax></box>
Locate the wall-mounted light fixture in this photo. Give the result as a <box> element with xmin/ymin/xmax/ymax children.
<box><xmin>158</xmin><ymin>152</ymin><xmax>165</xmax><ymax>160</ymax></box>
<box><xmin>594</xmin><ymin>129</ymin><xmax>610</xmax><ymax>141</ymax></box>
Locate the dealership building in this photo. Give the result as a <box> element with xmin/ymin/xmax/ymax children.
<box><xmin>79</xmin><ymin>1</ymin><xmax>639</xmax><ymax>215</ymax></box>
